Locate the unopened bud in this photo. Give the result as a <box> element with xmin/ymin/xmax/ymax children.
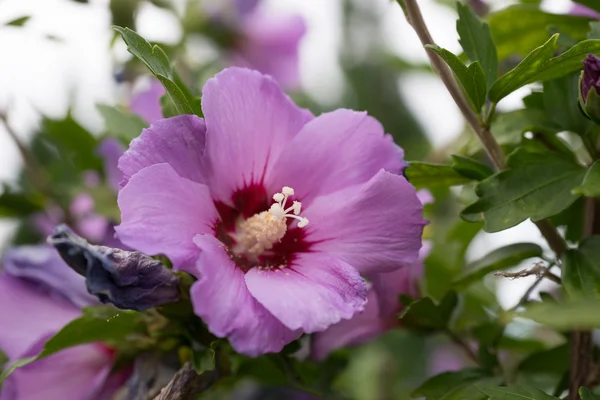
<box><xmin>48</xmin><ymin>225</ymin><xmax>180</xmax><ymax>311</ymax></box>
<box><xmin>579</xmin><ymin>54</ymin><xmax>600</xmax><ymax>124</ymax></box>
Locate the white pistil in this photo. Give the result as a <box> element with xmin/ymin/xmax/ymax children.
<box><xmin>233</xmin><ymin>186</ymin><xmax>309</xmax><ymax>257</ymax></box>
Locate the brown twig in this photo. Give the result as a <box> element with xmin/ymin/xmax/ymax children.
<box><xmin>495</xmin><ymin>262</ymin><xmax>561</xmax><ymax>284</ymax></box>
<box><xmin>0</xmin><ymin>112</ymin><xmax>51</xmax><ymax>197</ymax></box>
<box><xmin>152</xmin><ymin>362</ymin><xmax>218</xmax><ymax>400</ymax></box>
<box><xmin>568</xmin><ymin>198</ymin><xmax>599</xmax><ymax>400</ymax></box>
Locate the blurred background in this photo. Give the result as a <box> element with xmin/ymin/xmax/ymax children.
<box><xmin>0</xmin><ymin>0</ymin><xmax>582</xmax><ymax>398</ymax></box>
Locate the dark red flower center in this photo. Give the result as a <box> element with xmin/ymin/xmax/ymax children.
<box><xmin>213</xmin><ymin>183</ymin><xmax>312</xmax><ymax>272</ymax></box>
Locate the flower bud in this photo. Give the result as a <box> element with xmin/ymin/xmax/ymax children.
<box><xmin>48</xmin><ymin>225</ymin><xmax>180</xmax><ymax>311</ymax></box>
<box><xmin>579</xmin><ymin>54</ymin><xmax>600</xmax><ymax>124</ymax></box>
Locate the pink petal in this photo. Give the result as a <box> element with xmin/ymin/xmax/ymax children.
<box><xmin>201</xmin><ymin>67</ymin><xmax>312</xmax><ymax>204</ymax></box>
<box><xmin>304</xmin><ymin>170</ymin><xmax>425</xmax><ymax>274</ymax></box>
<box><xmin>371</xmin><ymin>241</ymin><xmax>430</xmax><ymax>318</ymax></box>
<box><xmin>3</xmin><ymin>245</ymin><xmax>97</xmax><ymax>309</ymax></box>
<box><xmin>237</xmin><ymin>11</ymin><xmax>306</xmax><ymax>89</ymax></box>
<box><xmin>0</xmin><ymin>274</ymin><xmax>80</xmax><ymax>360</ymax></box>
<box><xmin>129</xmin><ymin>79</ymin><xmax>166</xmax><ymax>124</ymax></box>
<box><xmin>116</xmin><ymin>163</ymin><xmax>218</xmax><ymax>270</ymax></box>
<box><xmin>571</xmin><ymin>4</ymin><xmax>600</xmax><ymax>19</ymax></box>
<box><xmin>118</xmin><ymin>115</ymin><xmax>207</xmax><ymax>188</ymax></box>
<box><xmin>267</xmin><ymin>110</ymin><xmax>405</xmax><ymax>206</ymax></box>
<box><xmin>190</xmin><ymin>235</ymin><xmax>300</xmax><ymax>356</ymax></box>
<box><xmin>311</xmin><ymin>289</ymin><xmax>384</xmax><ymax>361</ymax></box>
<box><xmin>2</xmin><ymin>340</ymin><xmax>112</xmax><ymax>400</ymax></box>
<box><xmin>245</xmin><ymin>253</ymin><xmax>367</xmax><ymax>333</ymax></box>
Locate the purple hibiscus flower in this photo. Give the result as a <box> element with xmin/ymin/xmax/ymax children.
<box><xmin>115</xmin><ymin>67</ymin><xmax>425</xmax><ymax>356</ymax></box>
<box><xmin>0</xmin><ymin>246</ymin><xmax>128</xmax><ymax>399</ymax></box>
<box><xmin>205</xmin><ymin>0</ymin><xmax>306</xmax><ymax>89</ymax></box>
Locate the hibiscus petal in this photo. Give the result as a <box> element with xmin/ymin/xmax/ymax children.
<box><xmin>0</xmin><ymin>274</ymin><xmax>80</xmax><ymax>360</ymax></box>
<box><xmin>2</xmin><ymin>336</ymin><xmax>112</xmax><ymax>400</ymax></box>
<box><xmin>201</xmin><ymin>67</ymin><xmax>312</xmax><ymax>203</ymax></box>
<box><xmin>304</xmin><ymin>170</ymin><xmax>425</xmax><ymax>274</ymax></box>
<box><xmin>267</xmin><ymin>109</ymin><xmax>405</xmax><ymax>205</ymax></box>
<box><xmin>371</xmin><ymin>241</ymin><xmax>431</xmax><ymax>317</ymax></box>
<box><xmin>311</xmin><ymin>289</ymin><xmax>384</xmax><ymax>361</ymax></box>
<box><xmin>190</xmin><ymin>235</ymin><xmax>300</xmax><ymax>356</ymax></box>
<box><xmin>245</xmin><ymin>253</ymin><xmax>367</xmax><ymax>333</ymax></box>
<box><xmin>238</xmin><ymin>12</ymin><xmax>306</xmax><ymax>89</ymax></box>
<box><xmin>118</xmin><ymin>115</ymin><xmax>207</xmax><ymax>187</ymax></box>
<box><xmin>116</xmin><ymin>163</ymin><xmax>218</xmax><ymax>270</ymax></box>
<box><xmin>3</xmin><ymin>245</ymin><xmax>97</xmax><ymax>309</ymax></box>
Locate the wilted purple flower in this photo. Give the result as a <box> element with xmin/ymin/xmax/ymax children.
<box><xmin>116</xmin><ymin>67</ymin><xmax>425</xmax><ymax>356</ymax></box>
<box><xmin>49</xmin><ymin>225</ymin><xmax>180</xmax><ymax>311</ymax></box>
<box><xmin>129</xmin><ymin>80</ymin><xmax>166</xmax><ymax>125</ymax></box>
<box><xmin>0</xmin><ymin>246</ymin><xmax>125</xmax><ymax>399</ymax></box>
<box><xmin>581</xmin><ymin>54</ymin><xmax>600</xmax><ymax>101</ymax></box>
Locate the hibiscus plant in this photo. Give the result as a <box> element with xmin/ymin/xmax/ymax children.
<box><xmin>2</xmin><ymin>0</ymin><xmax>600</xmax><ymax>399</ymax></box>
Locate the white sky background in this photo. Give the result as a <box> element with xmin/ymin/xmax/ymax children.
<box><xmin>0</xmin><ymin>0</ymin><xmax>576</xmax><ymax>307</ymax></box>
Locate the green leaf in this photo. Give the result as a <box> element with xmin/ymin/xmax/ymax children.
<box><xmin>39</xmin><ymin>307</ymin><xmax>142</xmax><ymax>358</ymax></box>
<box><xmin>412</xmin><ymin>369</ymin><xmax>499</xmax><ymax>400</ymax></box>
<box><xmin>562</xmin><ymin>236</ymin><xmax>600</xmax><ymax>300</ymax></box>
<box><xmin>2</xmin><ymin>307</ymin><xmax>143</xmax><ymax>381</ymax></box>
<box><xmin>41</xmin><ymin>113</ymin><xmax>102</xmax><ymax>174</ymax></box>
<box><xmin>5</xmin><ymin>16</ymin><xmax>30</xmax><ymax>27</ymax></box>
<box><xmin>549</xmin><ymin>197</ymin><xmax>585</xmax><ymax>243</ymax></box>
<box><xmin>489</xmin><ymin>5</ymin><xmax>593</xmax><ymax>60</ymax></box>
<box><xmin>405</xmin><ymin>162</ymin><xmax>472</xmax><ymax>190</ymax></box>
<box><xmin>425</xmin><ymin>45</ymin><xmax>487</xmax><ymax>111</ymax></box>
<box><xmin>112</xmin><ymin>26</ymin><xmax>196</xmax><ymax>116</ymax></box>
<box><xmin>399</xmin><ymin>292</ymin><xmax>457</xmax><ymax>333</ymax></box>
<box><xmin>0</xmin><ymin>186</ymin><xmax>45</xmax><ymax>217</ymax></box>
<box><xmin>456</xmin><ymin>2</ymin><xmax>498</xmax><ymax>89</ymax></box>
<box><xmin>453</xmin><ymin>243</ymin><xmax>543</xmax><ymax>289</ymax></box>
<box><xmin>476</xmin><ymin>384</ymin><xmax>559</xmax><ymax>399</ymax></box>
<box><xmin>426</xmin><ymin>219</ymin><xmax>483</xmax><ymax>298</ymax></box>
<box><xmin>461</xmin><ymin>148</ymin><xmax>586</xmax><ymax>232</ymax></box>
<box><xmin>451</xmin><ymin>155</ymin><xmax>493</xmax><ymax>181</ymax></box>
<box><xmin>489</xmin><ymin>109</ymin><xmax>560</xmax><ymax>147</ymax></box>
<box><xmin>589</xmin><ymin>21</ymin><xmax>600</xmax><ymax>40</ymax></box>
<box><xmin>574</xmin><ymin>160</ymin><xmax>600</xmax><ymax>197</ymax></box>
<box><xmin>489</xmin><ymin>36</ymin><xmax>600</xmax><ymax>102</ymax></box>
<box><xmin>518</xmin><ymin>344</ymin><xmax>569</xmax><ymax>376</ymax></box>
<box><xmin>580</xmin><ymin>387</ymin><xmax>600</xmax><ymax>400</ymax></box>
<box><xmin>97</xmin><ymin>104</ymin><xmax>148</xmax><ymax>141</ymax></box>
<box><xmin>519</xmin><ymin>299</ymin><xmax>600</xmax><ymax>329</ymax></box>
<box><xmin>543</xmin><ymin>73</ymin><xmax>595</xmax><ymax>136</ymax></box>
